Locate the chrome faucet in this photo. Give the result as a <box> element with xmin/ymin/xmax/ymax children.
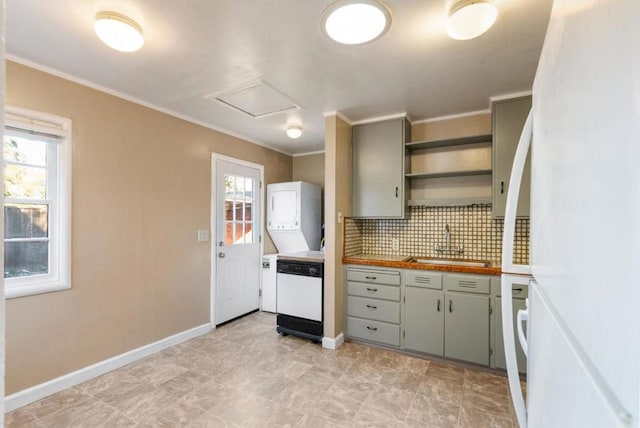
<box><xmin>435</xmin><ymin>224</ymin><xmax>464</xmax><ymax>254</ymax></box>
<box><xmin>444</xmin><ymin>224</ymin><xmax>450</xmax><ymax>251</ymax></box>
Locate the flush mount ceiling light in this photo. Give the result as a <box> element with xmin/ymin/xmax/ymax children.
<box><xmin>286</xmin><ymin>126</ymin><xmax>303</xmax><ymax>139</ymax></box>
<box><xmin>446</xmin><ymin>0</ymin><xmax>498</xmax><ymax>40</ymax></box>
<box><xmin>94</xmin><ymin>11</ymin><xmax>144</xmax><ymax>52</ymax></box>
<box><xmin>321</xmin><ymin>0</ymin><xmax>392</xmax><ymax>45</ymax></box>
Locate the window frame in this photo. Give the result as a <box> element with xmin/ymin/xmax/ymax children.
<box><xmin>4</xmin><ymin>106</ymin><xmax>72</xmax><ymax>299</ymax></box>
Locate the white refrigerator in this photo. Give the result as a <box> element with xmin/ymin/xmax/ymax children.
<box><xmin>501</xmin><ymin>0</ymin><xmax>640</xmax><ymax>427</ymax></box>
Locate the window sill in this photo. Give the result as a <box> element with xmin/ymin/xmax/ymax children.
<box><xmin>5</xmin><ymin>281</ymin><xmax>71</xmax><ymax>299</ymax></box>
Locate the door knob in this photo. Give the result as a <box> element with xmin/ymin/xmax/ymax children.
<box><xmin>218</xmin><ymin>252</ymin><xmax>226</xmax><ymax>258</ymax></box>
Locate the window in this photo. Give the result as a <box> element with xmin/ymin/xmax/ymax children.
<box><xmin>4</xmin><ymin>106</ymin><xmax>71</xmax><ymax>298</ymax></box>
<box><xmin>224</xmin><ymin>174</ymin><xmax>255</xmax><ymax>245</ymax></box>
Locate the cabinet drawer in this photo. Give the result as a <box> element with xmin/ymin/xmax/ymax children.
<box><xmin>347</xmin><ymin>281</ymin><xmax>400</xmax><ymax>301</ymax></box>
<box><xmin>347</xmin><ymin>316</ymin><xmax>400</xmax><ymax>347</ymax></box>
<box><xmin>347</xmin><ymin>296</ymin><xmax>400</xmax><ymax>324</ymax></box>
<box><xmin>347</xmin><ymin>269</ymin><xmax>400</xmax><ymax>286</ymax></box>
<box><xmin>493</xmin><ymin>278</ymin><xmax>529</xmax><ymax>299</ymax></box>
<box><xmin>445</xmin><ymin>274</ymin><xmax>490</xmax><ymax>294</ymax></box>
<box><xmin>404</xmin><ymin>270</ymin><xmax>443</xmax><ymax>289</ymax></box>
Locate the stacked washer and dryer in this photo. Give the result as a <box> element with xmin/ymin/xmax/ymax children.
<box><xmin>264</xmin><ymin>181</ymin><xmax>324</xmax><ymax>342</ymax></box>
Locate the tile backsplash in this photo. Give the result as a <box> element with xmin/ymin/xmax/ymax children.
<box><xmin>344</xmin><ymin>204</ymin><xmax>529</xmax><ymax>265</ymax></box>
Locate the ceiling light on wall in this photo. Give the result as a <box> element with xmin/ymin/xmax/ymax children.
<box><xmin>286</xmin><ymin>126</ymin><xmax>303</xmax><ymax>139</ymax></box>
<box><xmin>94</xmin><ymin>11</ymin><xmax>144</xmax><ymax>52</ymax></box>
<box><xmin>446</xmin><ymin>0</ymin><xmax>498</xmax><ymax>40</ymax></box>
<box><xmin>321</xmin><ymin>0</ymin><xmax>392</xmax><ymax>45</ymax></box>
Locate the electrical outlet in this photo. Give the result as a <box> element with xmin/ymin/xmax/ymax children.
<box><xmin>392</xmin><ymin>238</ymin><xmax>399</xmax><ymax>252</ymax></box>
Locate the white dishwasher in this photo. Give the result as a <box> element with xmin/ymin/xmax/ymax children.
<box><xmin>276</xmin><ymin>258</ymin><xmax>323</xmax><ymax>342</ymax></box>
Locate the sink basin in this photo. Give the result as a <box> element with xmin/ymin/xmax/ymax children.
<box><xmin>409</xmin><ymin>258</ymin><xmax>491</xmax><ymax>268</ymax></box>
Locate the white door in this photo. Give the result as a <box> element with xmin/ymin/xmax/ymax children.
<box><xmin>214</xmin><ymin>156</ymin><xmax>262</xmax><ymax>325</ymax></box>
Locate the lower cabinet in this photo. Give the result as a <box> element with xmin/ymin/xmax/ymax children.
<box><xmin>444</xmin><ymin>292</ymin><xmax>490</xmax><ymax>365</ymax></box>
<box><xmin>402</xmin><ymin>271</ymin><xmax>491</xmax><ymax>367</ymax></box>
<box><xmin>493</xmin><ymin>278</ymin><xmax>529</xmax><ymax>373</ymax></box>
<box><xmin>404</xmin><ymin>287</ymin><xmax>444</xmax><ymax>355</ymax></box>
<box><xmin>345</xmin><ymin>266</ymin><xmax>498</xmax><ymax>369</ymax></box>
<box><xmin>346</xmin><ymin>267</ymin><xmax>401</xmax><ymax>347</ymax></box>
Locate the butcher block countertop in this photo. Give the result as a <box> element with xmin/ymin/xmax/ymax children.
<box><xmin>343</xmin><ymin>254</ymin><xmax>502</xmax><ymax>276</ymax></box>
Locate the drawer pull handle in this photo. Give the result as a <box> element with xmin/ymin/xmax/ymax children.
<box><xmin>437</xmin><ymin>299</ymin><xmax>441</xmax><ymax>312</ymax></box>
<box><xmin>449</xmin><ymin>300</ymin><xmax>453</xmax><ymax>313</ymax></box>
<box><xmin>365</xmin><ymin>276</ymin><xmax>377</xmax><ymax>280</ymax></box>
<box><xmin>366</xmin><ymin>287</ymin><xmax>378</xmax><ymax>292</ymax></box>
<box><xmin>513</xmin><ymin>287</ymin><xmax>523</xmax><ymax>293</ymax></box>
<box><xmin>366</xmin><ymin>304</ymin><xmax>378</xmax><ymax>309</ymax></box>
<box><xmin>366</xmin><ymin>326</ymin><xmax>378</xmax><ymax>331</ymax></box>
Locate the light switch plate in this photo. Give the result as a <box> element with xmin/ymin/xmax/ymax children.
<box><xmin>338</xmin><ymin>212</ymin><xmax>343</xmax><ymax>224</ymax></box>
<box><xmin>197</xmin><ymin>229</ymin><xmax>210</xmax><ymax>242</ymax></box>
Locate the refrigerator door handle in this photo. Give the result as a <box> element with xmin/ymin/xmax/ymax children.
<box><xmin>502</xmin><ymin>274</ymin><xmax>528</xmax><ymax>428</ymax></box>
<box><xmin>501</xmin><ymin>108</ymin><xmax>533</xmax><ymax>276</ymax></box>
<box><xmin>517</xmin><ymin>307</ymin><xmax>529</xmax><ymax>357</ymax></box>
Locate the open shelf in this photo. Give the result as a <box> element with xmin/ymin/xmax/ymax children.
<box><xmin>408</xmin><ymin>197</ymin><xmax>491</xmax><ymax>207</ymax></box>
<box><xmin>406</xmin><ymin>169</ymin><xmax>492</xmax><ymax>180</ymax></box>
<box><xmin>406</xmin><ymin>134</ymin><xmax>492</xmax><ymax>151</ymax></box>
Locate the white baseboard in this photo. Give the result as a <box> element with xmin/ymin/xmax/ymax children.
<box><xmin>322</xmin><ymin>332</ymin><xmax>345</xmax><ymax>350</ymax></box>
<box><xmin>5</xmin><ymin>323</ymin><xmax>212</xmax><ymax>412</ymax></box>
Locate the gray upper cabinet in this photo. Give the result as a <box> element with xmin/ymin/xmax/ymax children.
<box><xmin>352</xmin><ymin>118</ymin><xmax>410</xmax><ymax>218</ymax></box>
<box><xmin>404</xmin><ymin>287</ymin><xmax>444</xmax><ymax>356</ymax></box>
<box><xmin>444</xmin><ymin>292</ymin><xmax>490</xmax><ymax>365</ymax></box>
<box><xmin>492</xmin><ymin>96</ymin><xmax>532</xmax><ymax>218</ymax></box>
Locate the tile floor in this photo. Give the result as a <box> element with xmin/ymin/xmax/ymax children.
<box><xmin>6</xmin><ymin>312</ymin><xmax>523</xmax><ymax>427</ymax></box>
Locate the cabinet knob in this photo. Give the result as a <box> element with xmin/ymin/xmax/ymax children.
<box><xmin>395</xmin><ymin>186</ymin><xmax>399</xmax><ymax>198</ymax></box>
<box><xmin>437</xmin><ymin>299</ymin><xmax>441</xmax><ymax>312</ymax></box>
<box><xmin>449</xmin><ymin>299</ymin><xmax>453</xmax><ymax>313</ymax></box>
<box><xmin>501</xmin><ymin>181</ymin><xmax>505</xmax><ymax>194</ymax></box>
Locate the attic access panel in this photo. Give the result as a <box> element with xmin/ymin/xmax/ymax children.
<box><xmin>208</xmin><ymin>81</ymin><xmax>299</xmax><ymax>118</ymax></box>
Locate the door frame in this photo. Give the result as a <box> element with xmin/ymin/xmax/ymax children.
<box><xmin>210</xmin><ymin>153</ymin><xmax>265</xmax><ymax>326</ymax></box>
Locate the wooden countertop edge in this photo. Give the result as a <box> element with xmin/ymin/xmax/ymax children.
<box><xmin>342</xmin><ymin>257</ymin><xmax>502</xmax><ymax>276</ymax></box>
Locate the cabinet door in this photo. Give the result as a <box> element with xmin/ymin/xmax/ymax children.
<box><xmin>492</xmin><ymin>96</ymin><xmax>532</xmax><ymax>218</ymax></box>
<box><xmin>352</xmin><ymin>118</ymin><xmax>408</xmax><ymax>218</ymax></box>
<box><xmin>404</xmin><ymin>287</ymin><xmax>444</xmax><ymax>356</ymax></box>
<box><xmin>495</xmin><ymin>297</ymin><xmax>528</xmax><ymax>373</ymax></box>
<box><xmin>444</xmin><ymin>292</ymin><xmax>490</xmax><ymax>365</ymax></box>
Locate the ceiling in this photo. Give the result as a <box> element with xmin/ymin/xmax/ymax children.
<box><xmin>6</xmin><ymin>0</ymin><xmax>553</xmax><ymax>155</ymax></box>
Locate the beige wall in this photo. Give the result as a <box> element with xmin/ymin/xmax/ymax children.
<box><xmin>293</xmin><ymin>153</ymin><xmax>325</xmax><ymax>224</ymax></box>
<box><xmin>292</xmin><ymin>153</ymin><xmax>325</xmax><ymax>190</ymax></box>
<box><xmin>5</xmin><ymin>61</ymin><xmax>292</xmax><ymax>394</ymax></box>
<box><xmin>411</xmin><ymin>112</ymin><xmax>491</xmax><ymax>142</ymax></box>
<box><xmin>323</xmin><ymin>116</ymin><xmax>350</xmax><ymax>339</ymax></box>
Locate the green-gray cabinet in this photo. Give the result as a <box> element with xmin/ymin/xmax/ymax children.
<box><xmin>444</xmin><ymin>292</ymin><xmax>490</xmax><ymax>365</ymax></box>
<box><xmin>403</xmin><ymin>270</ymin><xmax>491</xmax><ymax>366</ymax></box>
<box><xmin>404</xmin><ymin>287</ymin><xmax>444</xmax><ymax>355</ymax></box>
<box><xmin>492</xmin><ymin>96</ymin><xmax>532</xmax><ymax>218</ymax></box>
<box><xmin>346</xmin><ymin>267</ymin><xmax>401</xmax><ymax>347</ymax></box>
<box><xmin>352</xmin><ymin>118</ymin><xmax>410</xmax><ymax>218</ymax></box>
<box><xmin>493</xmin><ymin>278</ymin><xmax>529</xmax><ymax>373</ymax></box>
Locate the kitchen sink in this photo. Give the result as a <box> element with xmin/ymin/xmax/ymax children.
<box><xmin>408</xmin><ymin>258</ymin><xmax>491</xmax><ymax>268</ymax></box>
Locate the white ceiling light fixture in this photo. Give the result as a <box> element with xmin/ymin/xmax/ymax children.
<box><xmin>446</xmin><ymin>0</ymin><xmax>498</xmax><ymax>40</ymax></box>
<box><xmin>321</xmin><ymin>0</ymin><xmax>392</xmax><ymax>45</ymax></box>
<box><xmin>94</xmin><ymin>11</ymin><xmax>145</xmax><ymax>52</ymax></box>
<box><xmin>286</xmin><ymin>126</ymin><xmax>303</xmax><ymax>139</ymax></box>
